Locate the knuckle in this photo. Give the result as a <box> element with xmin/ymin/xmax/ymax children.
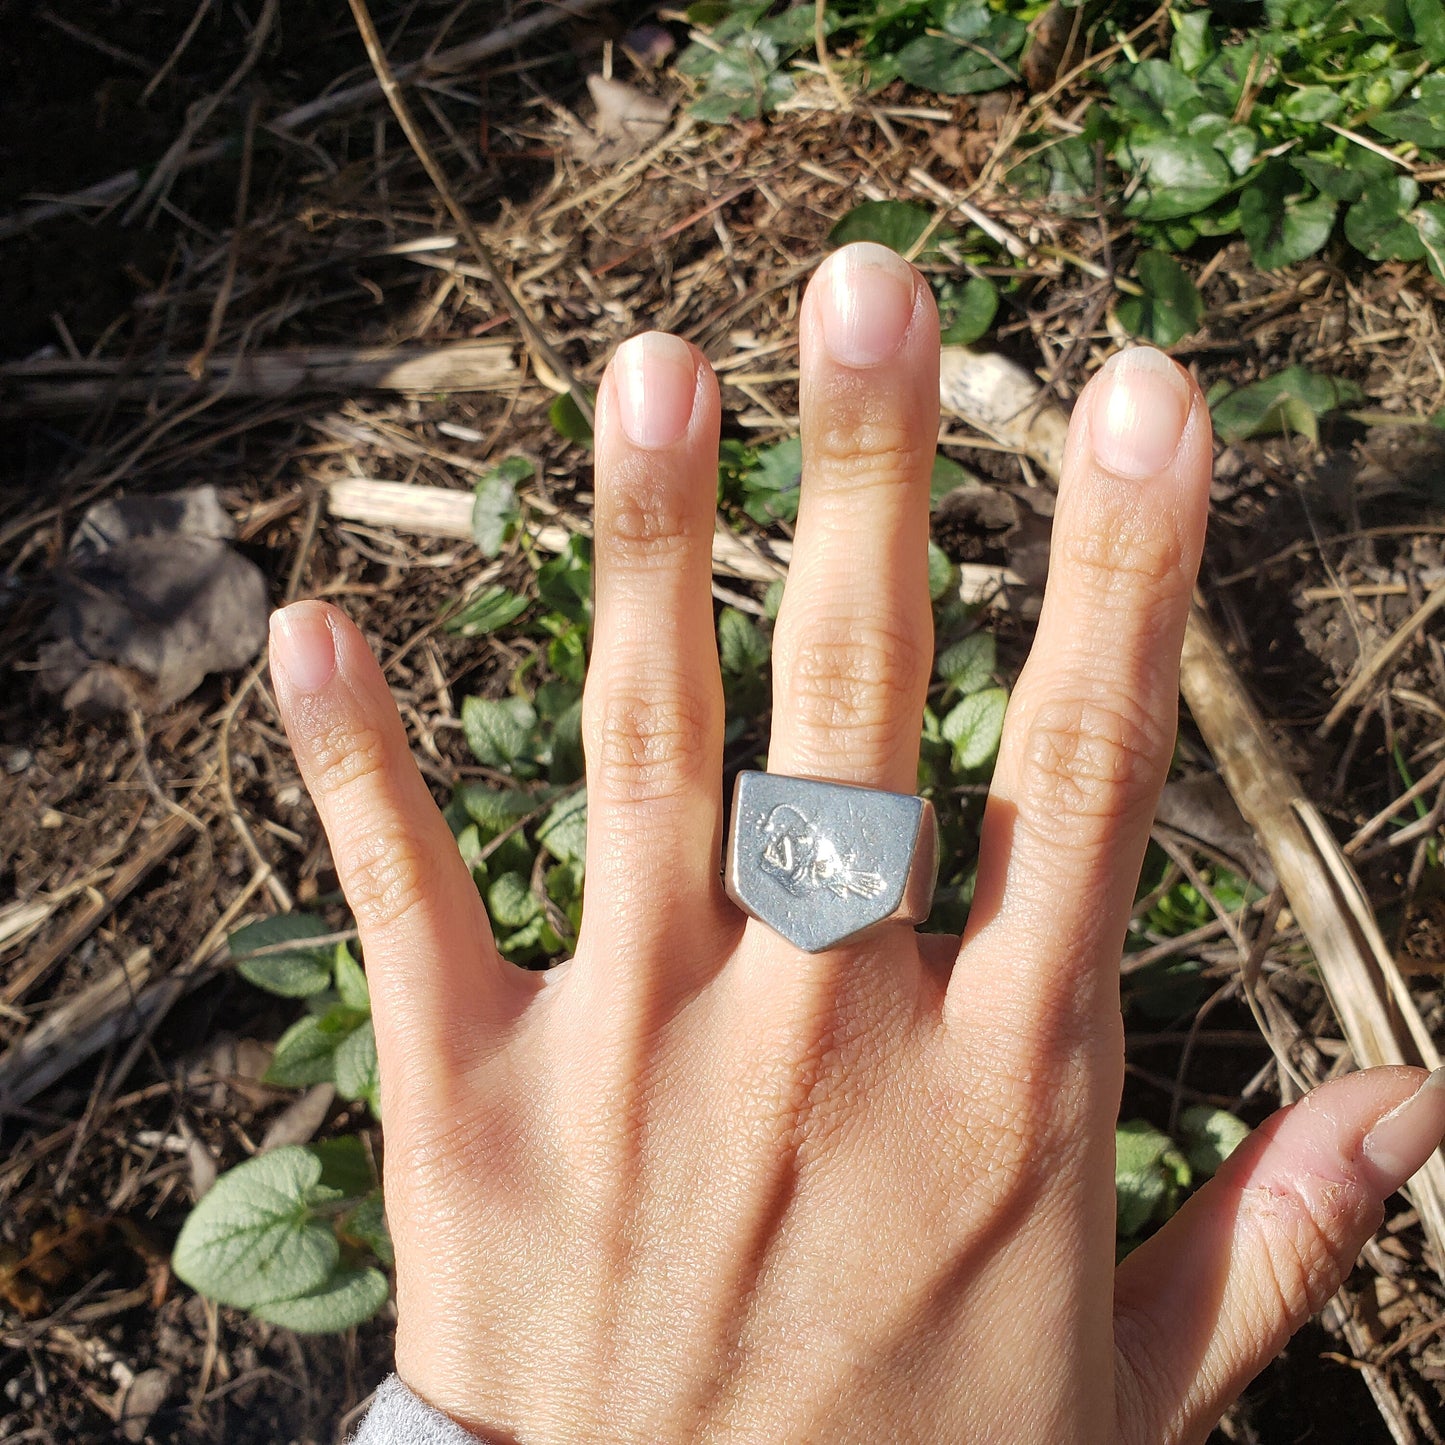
<box><xmin>1016</xmin><ymin>691</ymin><xmax>1170</xmax><ymax>843</ymax></box>
<box><xmin>598</xmin><ymin>456</ymin><xmax>696</xmax><ymax>562</ymax></box>
<box><xmin>306</xmin><ymin>717</ymin><xmax>393</xmax><ymax>802</ymax></box>
<box><xmin>810</xmin><ymin>414</ymin><xmax>932</xmax><ymax>494</ymax></box>
<box><xmin>1249</xmin><ymin>1190</ymin><xmax>1358</xmax><ymax>1329</ymax></box>
<box><xmin>1245</xmin><ymin>1175</ymin><xmax>1376</xmax><ymax>1328</ymax></box>
<box><xmin>1058</xmin><ymin>501</ymin><xmax>1190</xmax><ymax>605</ymax></box>
<box><xmin>781</xmin><ymin>619</ymin><xmax>928</xmax><ymax>745</ymax></box>
<box><xmin>584</xmin><ymin>680</ymin><xmax>715</xmax><ymax>804</ymax></box>
<box><xmin>342</xmin><ymin>829</ymin><xmax>436</xmax><ymax>935</ymax></box>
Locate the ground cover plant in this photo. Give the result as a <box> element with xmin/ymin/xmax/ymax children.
<box><xmin>2</xmin><ymin>0</ymin><xmax>1445</xmax><ymax>1438</ymax></box>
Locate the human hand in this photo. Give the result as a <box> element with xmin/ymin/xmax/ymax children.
<box><xmin>269</xmin><ymin>242</ymin><xmax>1445</xmax><ymax>1444</ymax></box>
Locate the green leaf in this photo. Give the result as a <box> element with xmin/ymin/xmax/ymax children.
<box><xmin>828</xmin><ymin>201</ymin><xmax>948</xmax><ymax>257</ymax></box>
<box><xmin>1115</xmin><ymin>250</ymin><xmax>1204</xmax><ymax>346</ymax></box>
<box><xmin>462</xmin><ymin>696</ymin><xmax>539</xmax><ymax>772</ymax></box>
<box><xmin>1406</xmin><ymin>0</ymin><xmax>1445</xmax><ymax>61</ymax></box>
<box><xmin>264</xmin><ymin>1014</ymin><xmax>342</xmax><ymax>1088</ymax></box>
<box><xmin>333</xmin><ymin>944</ymin><xmax>369</xmax><ymax>1012</ymax></box>
<box><xmin>1293</xmin><ymin>148</ymin><xmax>1392</xmax><ymax>203</ymax></box>
<box><xmin>344</xmin><ymin>1192</ymin><xmax>394</xmax><ymax>1267</ymax></box>
<box><xmin>738</xmin><ymin>435</ymin><xmax>802</xmax><ymax>524</ymax></box>
<box><xmin>762</xmin><ymin>578</ymin><xmax>785</xmax><ymax>620</ymax></box>
<box><xmin>549</xmin><ymin>392</ymin><xmax>595</xmax><ymax>448</ymax></box>
<box><xmin>1171</xmin><ymin>10</ymin><xmax>1218</xmax><ymax>75</ymax></box>
<box><xmin>934</xmin><ymin>276</ymin><xmax>998</xmax><ymax>345</ymax></box>
<box><xmin>334</xmin><ymin>1020</ymin><xmax>379</xmax><ymax>1110</ymax></box>
<box><xmin>1280</xmin><ymin>84</ymin><xmax>1344</xmax><ymax>123</ymax></box>
<box><xmin>893</xmin><ymin>13</ymin><xmax>1023</xmax><ymax>94</ymax></box>
<box><xmin>488</xmin><ymin>872</ymin><xmax>543</xmax><ymax>930</ymax></box>
<box><xmin>548</xmin><ymin>696</ymin><xmax>585</xmax><ymax>785</ymax></box>
<box><xmin>936</xmin><ymin>632</ymin><xmax>995</xmax><ymax>695</ymax></box>
<box><xmin>1415</xmin><ymin>201</ymin><xmax>1445</xmax><ymax>281</ymax></box>
<box><xmin>471</xmin><ymin>456</ymin><xmax>531</xmax><ymax>556</ymax></box>
<box><xmin>1239</xmin><ymin>166</ymin><xmax>1337</xmax><ymax>270</ymax></box>
<box><xmin>1178</xmin><ymin>1105</ymin><xmax>1251</xmax><ymax>1177</ymax></box>
<box><xmin>927</xmin><ymin>540</ymin><xmax>957</xmax><ymax>602</ymax></box>
<box><xmin>535</xmin><ymin>534</ymin><xmax>593</xmax><ymax>625</ymax></box>
<box><xmin>718</xmin><ymin>607</ymin><xmax>770</xmax><ymax>675</ymax></box>
<box><xmin>230</xmin><ymin>914</ymin><xmax>333</xmax><ymax>998</ymax></box>
<box><xmin>1115</xmin><ymin>1120</ymin><xmax>1191</xmax><ymax>1237</ymax></box>
<box><xmin>1120</xmin><ymin>137</ymin><xmax>1234</xmax><ymax>221</ymax></box>
<box><xmin>253</xmin><ymin>1266</ymin><xmax>389</xmax><ymax>1333</ymax></box>
<box><xmin>173</xmin><ymin>1147</ymin><xmax>339</xmax><ymax>1309</ymax></box>
<box><xmin>537</xmin><ymin>788</ymin><xmax>588</xmax><ymax>867</ymax></box>
<box><xmin>310</xmin><ymin>1136</ymin><xmax>374</xmax><ymax>1200</ymax></box>
<box><xmin>446</xmin><ymin>585</ymin><xmax>530</xmax><ymax>638</ymax></box>
<box><xmin>929</xmin><ymin>453</ymin><xmax>972</xmax><ymax>505</ymax></box>
<box><xmin>1345</xmin><ymin>176</ymin><xmax>1426</xmax><ymax>261</ymax></box>
<box><xmin>1211</xmin><ymin>365</ymin><xmax>1363</xmax><ymax>443</ymax></box>
<box><xmin>455</xmin><ymin>783</ymin><xmax>535</xmax><ymax>837</ymax></box>
<box><xmin>1370</xmin><ymin>74</ymin><xmax>1445</xmax><ymax>145</ymax></box>
<box><xmin>1109</xmin><ymin>60</ymin><xmax>1207</xmax><ymax>128</ymax></box>
<box><xmin>941</xmin><ymin>687</ymin><xmax>1008</xmax><ymax>771</ymax></box>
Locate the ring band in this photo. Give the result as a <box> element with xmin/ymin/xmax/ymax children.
<box><xmin>723</xmin><ymin>771</ymin><xmax>938</xmax><ymax>953</ymax></box>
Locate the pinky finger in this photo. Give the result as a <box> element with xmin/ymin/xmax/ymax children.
<box><xmin>270</xmin><ymin>602</ymin><xmax>529</xmax><ymax>1077</ymax></box>
<box><xmin>1113</xmin><ymin>1066</ymin><xmax>1445</xmax><ymax>1445</ymax></box>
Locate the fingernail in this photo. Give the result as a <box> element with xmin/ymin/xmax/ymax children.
<box><xmin>1089</xmin><ymin>347</ymin><xmax>1192</xmax><ymax>480</ymax></box>
<box><xmin>1361</xmin><ymin>1067</ymin><xmax>1445</xmax><ymax>1188</ymax></box>
<box><xmin>816</xmin><ymin>242</ymin><xmax>917</xmax><ymax>367</ymax></box>
<box><xmin>269</xmin><ymin>603</ymin><xmax>337</xmax><ymax>694</ymax></box>
<box><xmin>612</xmin><ymin>332</ymin><xmax>697</xmax><ymax>449</ymax></box>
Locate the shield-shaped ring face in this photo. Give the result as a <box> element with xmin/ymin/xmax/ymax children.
<box><xmin>724</xmin><ymin>772</ymin><xmax>938</xmax><ymax>953</ymax></box>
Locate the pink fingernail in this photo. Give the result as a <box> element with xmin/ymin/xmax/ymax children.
<box><xmin>612</xmin><ymin>332</ymin><xmax>698</xmax><ymax>449</ymax></box>
<box><xmin>1361</xmin><ymin>1067</ymin><xmax>1445</xmax><ymax>1189</ymax></box>
<box><xmin>1089</xmin><ymin>347</ymin><xmax>1192</xmax><ymax>480</ymax></box>
<box><xmin>816</xmin><ymin>242</ymin><xmax>917</xmax><ymax>367</ymax></box>
<box><xmin>270</xmin><ymin>603</ymin><xmax>337</xmax><ymax>694</ymax></box>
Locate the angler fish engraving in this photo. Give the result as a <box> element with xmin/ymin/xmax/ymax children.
<box><xmin>757</xmin><ymin>804</ymin><xmax>886</xmax><ymax>900</ymax></box>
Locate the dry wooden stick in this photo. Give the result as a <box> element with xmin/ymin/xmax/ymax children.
<box><xmin>346</xmin><ymin>0</ymin><xmax>593</xmax><ymax>423</ymax></box>
<box><xmin>1</xmin><ymin>813</ymin><xmax>192</xmax><ymax>1007</ymax></box>
<box><xmin>0</xmin><ymin>341</ymin><xmax>518</xmax><ymax>415</ymax></box>
<box><xmin>0</xmin><ymin>950</ymin><xmax>153</xmax><ymax>1113</ymax></box>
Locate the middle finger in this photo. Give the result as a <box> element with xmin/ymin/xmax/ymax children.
<box><xmin>768</xmin><ymin>242</ymin><xmax>940</xmax><ymax>795</ymax></box>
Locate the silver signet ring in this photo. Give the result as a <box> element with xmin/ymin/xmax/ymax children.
<box><xmin>724</xmin><ymin>771</ymin><xmax>939</xmax><ymax>953</ymax></box>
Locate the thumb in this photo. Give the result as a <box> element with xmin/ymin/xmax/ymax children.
<box><xmin>1112</xmin><ymin>1066</ymin><xmax>1445</xmax><ymax>1445</ymax></box>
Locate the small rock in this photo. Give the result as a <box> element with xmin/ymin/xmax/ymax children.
<box><xmin>260</xmin><ymin>1083</ymin><xmax>336</xmax><ymax>1152</ymax></box>
<box><xmin>118</xmin><ymin>1368</ymin><xmax>170</xmax><ymax>1443</ymax></box>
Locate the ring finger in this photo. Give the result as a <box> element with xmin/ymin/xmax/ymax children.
<box><xmin>767</xmin><ymin>242</ymin><xmax>940</xmax><ymax>795</ymax></box>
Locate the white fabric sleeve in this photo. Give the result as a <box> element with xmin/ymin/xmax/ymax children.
<box><xmin>350</xmin><ymin>1375</ymin><xmax>486</xmax><ymax>1445</ymax></box>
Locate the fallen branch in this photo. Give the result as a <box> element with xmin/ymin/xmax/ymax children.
<box><xmin>0</xmin><ymin>341</ymin><xmax>517</xmax><ymax>414</ymax></box>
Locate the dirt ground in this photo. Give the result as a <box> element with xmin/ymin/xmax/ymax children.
<box><xmin>3</xmin><ymin>2</ymin><xmax>1445</xmax><ymax>1441</ymax></box>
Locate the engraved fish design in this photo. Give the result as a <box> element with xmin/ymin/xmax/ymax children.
<box><xmin>756</xmin><ymin>804</ymin><xmax>885</xmax><ymax>901</ymax></box>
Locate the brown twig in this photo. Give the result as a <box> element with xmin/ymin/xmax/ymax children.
<box><xmin>123</xmin><ymin>0</ymin><xmax>279</xmax><ymax>228</ymax></box>
<box><xmin>346</xmin><ymin>0</ymin><xmax>593</xmax><ymax>423</ymax></box>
